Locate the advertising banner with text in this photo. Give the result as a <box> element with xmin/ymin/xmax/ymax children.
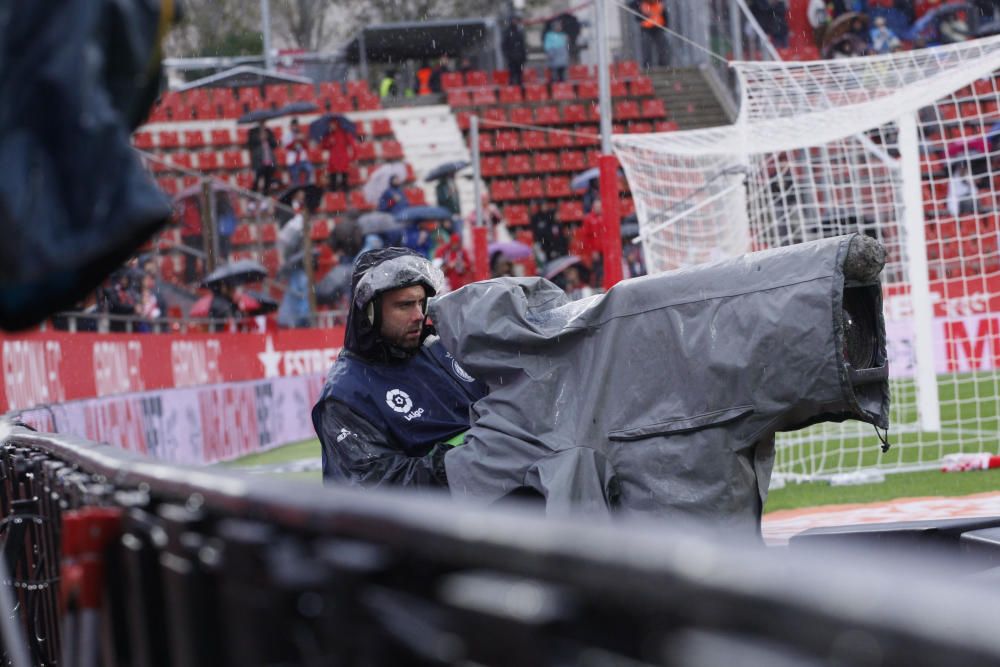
<box><xmin>0</xmin><ymin>327</ymin><xmax>344</xmax><ymax>413</ymax></box>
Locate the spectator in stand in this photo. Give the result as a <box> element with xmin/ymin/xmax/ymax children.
<box><xmin>322</xmin><ymin>118</ymin><xmax>356</xmax><ymax>193</ymax></box>
<box><xmin>103</xmin><ymin>268</ymin><xmax>138</xmax><ymax>332</ymax></box>
<box><xmin>751</xmin><ymin>0</ymin><xmax>790</xmax><ymax>49</ymax></box>
<box><xmin>179</xmin><ymin>196</ymin><xmax>203</xmax><ymax>284</ymax></box>
<box><xmin>416</xmin><ymin>60</ymin><xmax>434</xmax><ymax>96</ymax></box>
<box><xmin>278</xmin><ymin>254</ymin><xmax>312</xmax><ymax>329</ymax></box>
<box><xmin>531</xmin><ymin>199</ymin><xmax>568</xmax><ymax>262</ymax></box>
<box><xmin>543</xmin><ymin>19</ymin><xmax>570</xmax><ymax>83</ymax></box>
<box><xmin>379</xmin><ymin>69</ymin><xmax>399</xmax><ymax>99</ymax></box>
<box><xmin>808</xmin><ymin>0</ymin><xmax>831</xmax><ymax>46</ymax></box>
<box><xmin>378</xmin><ymin>175</ymin><xmax>410</xmax><ymax>215</ymax></box>
<box><xmin>578</xmin><ymin>199</ymin><xmax>604</xmax><ymax>285</ymax></box>
<box><xmin>558</xmin><ymin>264</ymin><xmax>595</xmax><ymax>301</ymax></box>
<box><xmin>137</xmin><ymin>271</ymin><xmax>165</xmax><ymax>332</ymax></box>
<box><xmin>582</xmin><ymin>178</ymin><xmax>600</xmax><ymax>214</ymax></box>
<box><xmin>947</xmin><ymin>161</ymin><xmax>978</xmax><ymax>216</ymax></box>
<box><xmin>870</xmin><ymin>16</ymin><xmax>902</xmax><ymax>53</ymax></box>
<box><xmin>207</xmin><ymin>282</ymin><xmax>241</xmax><ymax>331</ymax></box>
<box><xmin>502</xmin><ymin>15</ymin><xmax>528</xmax><ymax>87</ymax></box>
<box><xmin>284</xmin><ymin>119</ymin><xmax>314</xmax><ymax>186</ymax></box>
<box><xmin>278</xmin><ymin>190</ymin><xmax>306</xmax><ymax>262</ymax></box>
<box><xmin>248</xmin><ymin>121</ymin><xmax>278</xmax><ymax>194</ymax></box>
<box><xmin>939</xmin><ymin>15</ymin><xmax>971</xmax><ymax>43</ymax></box>
<box><xmin>632</xmin><ymin>0</ymin><xmax>669</xmax><ymax>70</ymax></box>
<box><xmin>215</xmin><ymin>190</ymin><xmax>237</xmax><ymax>262</ymax></box>
<box><xmin>435</xmin><ymin>232</ymin><xmax>474</xmax><ymax>290</ymax></box>
<box><xmin>435</xmin><ymin>175</ymin><xmax>461</xmax><ymax>217</ymax></box>
<box><xmin>490</xmin><ymin>250</ymin><xmax>515</xmax><ymax>277</ymax></box>
<box><xmin>429</xmin><ymin>56</ymin><xmax>451</xmax><ymax>94</ymax></box>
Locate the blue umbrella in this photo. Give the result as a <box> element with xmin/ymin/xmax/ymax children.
<box><xmin>309</xmin><ymin>113</ymin><xmax>358</xmax><ymax>141</ymax></box>
<box><xmin>424</xmin><ymin>160</ymin><xmax>470</xmax><ymax>182</ymax></box>
<box><xmin>395</xmin><ymin>206</ymin><xmax>453</xmax><ymax>223</ymax></box>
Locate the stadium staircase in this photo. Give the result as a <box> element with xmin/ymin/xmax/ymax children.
<box><xmin>645</xmin><ymin>66</ymin><xmax>733</xmax><ymax>129</ymax></box>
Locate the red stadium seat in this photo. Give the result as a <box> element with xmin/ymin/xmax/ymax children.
<box><xmin>478</xmin><ymin>133</ymin><xmax>495</xmax><ymax>153</ymax></box>
<box><xmin>133</xmin><ymin>131</ymin><xmax>154</xmax><ymax>150</ymax></box>
<box><xmin>524</xmin><ymin>84</ymin><xmax>548</xmax><ymax>102</ymax></box>
<box><xmin>560</xmin><ymin>150</ymin><xmax>586</xmax><ymax>171</ymax></box>
<box><xmin>210</xmin><ymin>129</ymin><xmax>233</xmax><ymax>146</ymax></box>
<box><xmin>499</xmin><ymin>86</ymin><xmax>523</xmax><ymax>104</ymax></box>
<box><xmin>507</xmin><ymin>154</ymin><xmax>532</xmax><ymax>174</ymax></box>
<box><xmin>410</xmin><ymin>188</ymin><xmax>429</xmax><ymax>205</ymax></box>
<box><xmin>355</xmin><ymin>141</ymin><xmax>376</xmax><ymax>161</ymax></box>
<box><xmin>310</xmin><ymin>218</ymin><xmax>331</xmax><ymax>240</ymax></box>
<box><xmin>183</xmin><ymin>130</ymin><xmax>205</xmax><ymax>148</ymax></box>
<box><xmin>523</xmin><ymin>130</ymin><xmax>548</xmax><ymax>150</ymax></box>
<box><xmin>371</xmin><ymin>118</ymin><xmax>392</xmax><ymax>136</ymax></box>
<box><xmin>654</xmin><ymin>120</ymin><xmax>679</xmax><ymax>132</ymax></box>
<box><xmin>552</xmin><ymin>82</ymin><xmax>575</xmax><ymax>101</ymax></box>
<box><xmin>291</xmin><ymin>84</ymin><xmax>316</xmax><ymax>101</ymax></box>
<box><xmin>613</xmin><ymin>60</ymin><xmax>640</xmax><ymax>79</ymax></box>
<box><xmin>568</xmin><ymin>64</ymin><xmax>592</xmax><ymax>81</ymax></box>
<box><xmin>640</xmin><ymin>98</ymin><xmax>667</xmax><ymax>119</ymax></box>
<box><xmin>380</xmin><ymin>140</ymin><xmax>404</xmax><ymax>160</ymax></box>
<box><xmin>230</xmin><ymin>224</ymin><xmax>256</xmax><ymax>247</ymax></box>
<box><xmin>471</xmin><ymin>88</ymin><xmax>497</xmax><ymax>105</ymax></box>
<box><xmin>158</xmin><ymin>131</ymin><xmax>180</xmax><ymax>148</ymax></box>
<box><xmin>171</xmin><ymin>153</ymin><xmax>193</xmax><ymax>169</ymax></box>
<box><xmin>534</xmin><ymin>105</ymin><xmax>560</xmax><ymax>125</ymax></box>
<box><xmin>611</xmin><ymin>80</ymin><xmax>628</xmax><ymax>97</ymax></box>
<box><xmin>491</xmin><ymin>180</ymin><xmax>517</xmax><ymax>201</ymax></box>
<box><xmin>196</xmin><ymin>152</ymin><xmax>218</xmax><ymax>170</ymax></box>
<box><xmin>546</xmin><ymin>176</ymin><xmax>571</xmax><ymax>198</ymax></box>
<box><xmin>549</xmin><ymin>131</ymin><xmax>575</xmax><ymax>149</ymax></box>
<box><xmin>519</xmin><ymin>178</ymin><xmax>544</xmax><ymax>199</ymax></box>
<box><xmin>350</xmin><ymin>190</ymin><xmax>371</xmax><ymax>210</ymax></box>
<box><xmin>628</xmin><ymin>121</ymin><xmax>654</xmax><ymax>134</ymax></box>
<box><xmin>563</xmin><ymin>104</ymin><xmax>586</xmax><ymax>124</ymax></box>
<box><xmin>218</xmin><ymin>97</ymin><xmax>243</xmax><ymax>119</ymax></box>
<box><xmin>481</xmin><ymin>156</ymin><xmax>505</xmax><ymax>177</ymax></box>
<box><xmin>484</xmin><ymin>107</ymin><xmax>508</xmax><ymax>124</ymax></box>
<box><xmin>259</xmin><ymin>222</ymin><xmax>278</xmax><ymax>243</ymax></box>
<box><xmin>504</xmin><ymin>204</ymin><xmax>529</xmax><ymax>227</ymax></box>
<box><xmin>323</xmin><ymin>192</ymin><xmax>347</xmax><ymax>213</ymax></box>
<box><xmin>447</xmin><ymin>90</ymin><xmax>471</xmax><ymax>107</ymax></box>
<box><xmin>577</xmin><ymin>80</ymin><xmax>599</xmax><ymax>99</ymax></box>
<box><xmin>441</xmin><ymin>72</ymin><xmax>464</xmax><ymax>90</ymax></box>
<box><xmin>496</xmin><ymin>130</ymin><xmax>522</xmax><ymax>152</ymax></box>
<box><xmin>630</xmin><ymin>76</ymin><xmax>655</xmax><ymax>97</ymax></box>
<box><xmin>346</xmin><ymin>80</ymin><xmax>369</xmax><ymax>97</ymax></box>
<box><xmin>533</xmin><ymin>152</ymin><xmax>559</xmax><ymax>173</ymax></box>
<box><xmin>615</xmin><ymin>100</ymin><xmax>641</xmax><ymax>120</ymax></box>
<box><xmin>510</xmin><ymin>106</ymin><xmax>534</xmax><ymax>125</ymax></box>
<box><xmin>355</xmin><ymin>92</ymin><xmax>380</xmax><ymax>111</ymax></box>
<box><xmin>456</xmin><ymin>111</ymin><xmax>472</xmax><ymax>130</ymax></box>
<box><xmin>466</xmin><ymin>71</ymin><xmax>489</xmax><ymax>87</ymax></box>
<box><xmin>222</xmin><ymin>150</ymin><xmax>246</xmax><ymax>170</ymax></box>
<box><xmin>558</xmin><ymin>201</ymin><xmax>583</xmax><ymax>222</ymax></box>
<box><xmin>493</xmin><ymin>70</ymin><xmax>510</xmax><ymax>86</ymax></box>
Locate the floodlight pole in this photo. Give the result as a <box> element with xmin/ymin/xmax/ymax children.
<box><xmin>596</xmin><ymin>0</ymin><xmax>623</xmax><ymax>289</ymax></box>
<box><xmin>261</xmin><ymin>0</ymin><xmax>274</xmax><ymax>71</ymax></box>
<box><xmin>471</xmin><ymin>115</ymin><xmax>490</xmax><ymax>281</ymax></box>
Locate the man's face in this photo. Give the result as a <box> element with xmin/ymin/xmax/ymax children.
<box><xmin>380</xmin><ymin>285</ymin><xmax>427</xmax><ymax>350</ymax></box>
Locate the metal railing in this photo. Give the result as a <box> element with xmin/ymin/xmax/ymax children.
<box><xmin>4</xmin><ymin>424</ymin><xmax>1000</xmax><ymax>666</ymax></box>
<box><xmin>43</xmin><ymin>309</ymin><xmax>347</xmax><ymax>334</ymax></box>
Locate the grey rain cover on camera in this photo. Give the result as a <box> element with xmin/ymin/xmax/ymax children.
<box><xmin>430</xmin><ymin>234</ymin><xmax>888</xmax><ymax>533</ymax></box>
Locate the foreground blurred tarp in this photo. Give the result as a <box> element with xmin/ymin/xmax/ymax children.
<box><xmin>0</xmin><ymin>0</ymin><xmax>177</xmax><ymax>330</ymax></box>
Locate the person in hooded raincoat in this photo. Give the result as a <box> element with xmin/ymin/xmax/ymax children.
<box><xmin>312</xmin><ymin>248</ymin><xmax>488</xmax><ymax>487</ymax></box>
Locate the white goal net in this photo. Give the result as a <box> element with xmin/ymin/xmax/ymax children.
<box><xmin>614</xmin><ymin>36</ymin><xmax>1000</xmax><ymax>481</ymax></box>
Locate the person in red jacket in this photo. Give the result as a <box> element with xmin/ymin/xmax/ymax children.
<box><xmin>322</xmin><ymin>119</ymin><xmax>356</xmax><ymax>193</ymax></box>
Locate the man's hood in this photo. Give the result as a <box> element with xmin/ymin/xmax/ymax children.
<box><xmin>343</xmin><ymin>247</ymin><xmax>445</xmax><ymax>363</ymax></box>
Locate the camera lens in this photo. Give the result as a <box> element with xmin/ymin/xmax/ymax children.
<box><xmin>842</xmin><ymin>290</ymin><xmax>876</xmax><ymax>369</ymax></box>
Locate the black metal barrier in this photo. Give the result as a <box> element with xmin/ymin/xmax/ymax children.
<box><xmin>5</xmin><ymin>424</ymin><xmax>1000</xmax><ymax>666</ymax></box>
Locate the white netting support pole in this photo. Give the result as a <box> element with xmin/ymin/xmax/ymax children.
<box><xmin>897</xmin><ymin>110</ymin><xmax>941</xmax><ymax>433</ymax></box>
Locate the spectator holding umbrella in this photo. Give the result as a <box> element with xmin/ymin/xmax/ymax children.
<box><xmin>284</xmin><ymin>118</ymin><xmax>314</xmax><ymax>186</ymax></box>
<box><xmin>378</xmin><ymin>174</ymin><xmax>410</xmax><ymax>215</ymax></box>
<box><xmin>321</xmin><ymin>117</ymin><xmax>356</xmax><ymax>193</ymax></box>
<box><xmin>137</xmin><ymin>271</ymin><xmax>165</xmax><ymax>333</ymax></box>
<box><xmin>435</xmin><ymin>175</ymin><xmax>460</xmax><ymax>217</ymax></box>
<box><xmin>248</xmin><ymin>120</ymin><xmax>278</xmax><ymax>194</ymax></box>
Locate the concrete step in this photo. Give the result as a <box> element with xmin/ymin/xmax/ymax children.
<box><xmin>645</xmin><ymin>66</ymin><xmax>732</xmax><ymax>130</ymax></box>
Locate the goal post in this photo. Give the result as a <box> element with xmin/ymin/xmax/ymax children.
<box><xmin>613</xmin><ymin>36</ymin><xmax>1000</xmax><ymax>481</ymax></box>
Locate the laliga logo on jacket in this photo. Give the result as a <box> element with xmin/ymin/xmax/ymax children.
<box><xmin>385</xmin><ymin>389</ymin><xmax>413</xmax><ymax>413</ymax></box>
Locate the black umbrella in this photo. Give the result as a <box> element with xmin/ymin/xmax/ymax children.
<box><xmin>202</xmin><ymin>259</ymin><xmax>268</xmax><ymax>288</ymax></box>
<box><xmin>358</xmin><ymin>212</ymin><xmax>402</xmax><ymax>235</ymax></box>
<box><xmin>279</xmin><ymin>101</ymin><xmax>319</xmax><ymax>116</ymax></box>
<box><xmin>309</xmin><ymin>113</ymin><xmax>359</xmax><ymax>141</ymax></box>
<box><xmin>315</xmin><ymin>264</ymin><xmax>353</xmax><ymax>305</ymax></box>
<box><xmin>395</xmin><ymin>205</ymin><xmax>453</xmax><ymax>223</ymax></box>
<box><xmin>278</xmin><ymin>184</ymin><xmax>324</xmax><ymax>214</ymax></box>
<box><xmin>424</xmin><ymin>160</ymin><xmax>470</xmax><ymax>182</ymax></box>
<box><xmin>238</xmin><ymin>107</ymin><xmax>284</xmax><ymax>124</ymax></box>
